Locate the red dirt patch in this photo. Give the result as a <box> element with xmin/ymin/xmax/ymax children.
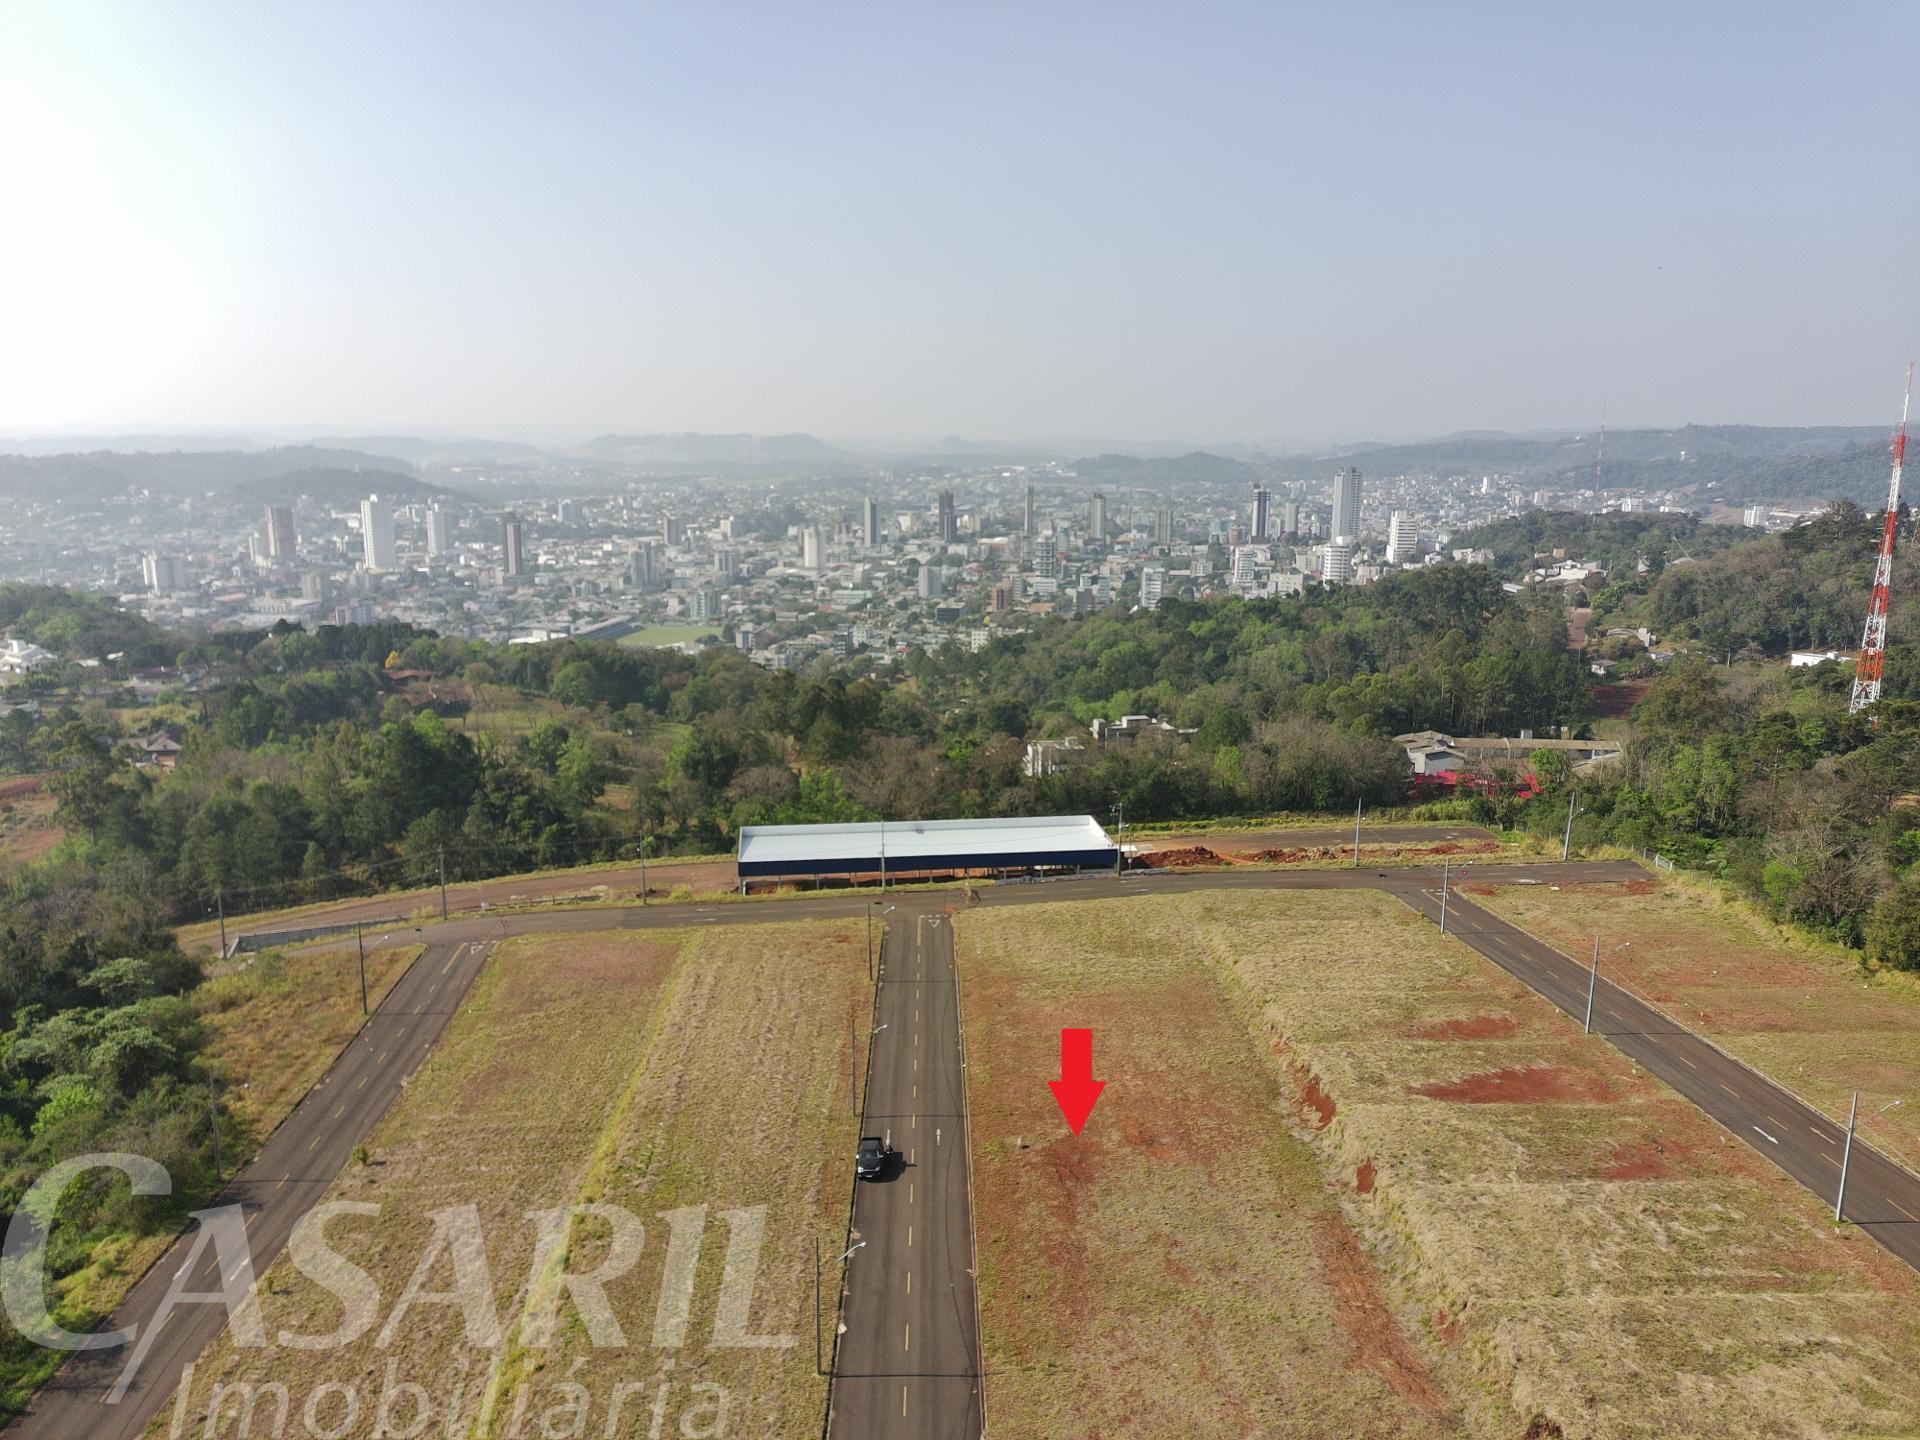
<box><xmin>1412</xmin><ymin>1065</ymin><xmax>1615</xmax><ymax>1105</ymax></box>
<box><xmin>0</xmin><ymin>774</ymin><xmax>47</xmax><ymax>802</ymax></box>
<box><xmin>1312</xmin><ymin>1212</ymin><xmax>1452</xmax><ymax>1418</ymax></box>
<box><xmin>1139</xmin><ymin>845</ymin><xmax>1223</xmax><ymax>868</ymax></box>
<box><xmin>1354</xmin><ymin>1159</ymin><xmax>1377</xmax><ymax>1194</ymax></box>
<box><xmin>1590</xmin><ymin>680</ymin><xmax>1652</xmax><ymax>719</ymax></box>
<box><xmin>1411</xmin><ymin>1014</ymin><xmax>1518</xmax><ymax>1041</ymax></box>
<box><xmin>1272</xmin><ymin>1037</ymin><xmax>1337</xmax><ymax>1128</ymax></box>
<box><xmin>1595</xmin><ymin>1139</ymin><xmax>1681</xmax><ymax>1181</ymax></box>
<box><xmin>1462</xmin><ymin>883</ymin><xmax>1500</xmax><ymax>896</ymax></box>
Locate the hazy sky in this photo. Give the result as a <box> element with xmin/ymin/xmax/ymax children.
<box><xmin>4</xmin><ymin>2</ymin><xmax>1918</xmax><ymax>446</ymax></box>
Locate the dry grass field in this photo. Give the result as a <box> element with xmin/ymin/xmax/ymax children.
<box><xmin>196</xmin><ymin>940</ymin><xmax>419</xmax><ymax>1143</ymax></box>
<box><xmin>964</xmin><ymin>890</ymin><xmax>1920</xmax><ymax>1440</ymax></box>
<box><xmin>155</xmin><ymin>919</ymin><xmax>868</xmax><ymax>1440</ymax></box>
<box><xmin>958</xmin><ymin>901</ymin><xmax>1483</xmax><ymax>1440</ymax></box>
<box><xmin>1469</xmin><ymin>875</ymin><xmax>1920</xmax><ymax>1175</ymax></box>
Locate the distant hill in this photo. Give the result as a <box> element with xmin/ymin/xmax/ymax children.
<box><xmin>0</xmin><ymin>583</ymin><xmax>179</xmax><ymax>666</ymax></box>
<box><xmin>310</xmin><ymin>435</ymin><xmax>548</xmax><ymax>465</ymax></box>
<box><xmin>0</xmin><ymin>445</ymin><xmax>418</xmax><ymax>500</ymax></box>
<box><xmin>573</xmin><ymin>432</ymin><xmax>848</xmax><ymax>466</ymax></box>
<box><xmin>1267</xmin><ymin>425</ymin><xmax>1897</xmax><ymax>506</ymax></box>
<box><xmin>1067</xmin><ymin>450</ymin><xmax>1261</xmax><ymax>487</ymax></box>
<box><xmin>1450</xmin><ymin>509</ymin><xmax>1747</xmax><ymax>579</ymax></box>
<box><xmin>231</xmin><ymin>467</ymin><xmax>456</xmax><ymax>506</ymax></box>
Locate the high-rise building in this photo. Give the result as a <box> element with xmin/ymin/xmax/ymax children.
<box><xmin>1230</xmin><ymin>545</ymin><xmax>1259</xmax><ymax>590</ymax></box>
<box><xmin>1089</xmin><ymin>491</ymin><xmax>1108</xmax><ymax>541</ymax></box>
<box><xmin>715</xmin><ymin>548</ymin><xmax>739</xmax><ymax>579</ymax></box>
<box><xmin>142</xmin><ymin>552</ymin><xmax>183</xmax><ymax>593</ymax></box>
<box><xmin>501</xmin><ymin>512</ymin><xmax>527</xmax><ymax>579</ymax></box>
<box><xmin>1157</xmin><ymin>502</ymin><xmax>1175</xmax><ymax>546</ymax></box>
<box><xmin>663</xmin><ymin>515</ymin><xmax>686</xmax><ymax>546</ymax></box>
<box><xmin>1281</xmin><ymin>500</ymin><xmax>1301</xmax><ymax>537</ymax></box>
<box><xmin>1023</xmin><ymin>483</ymin><xmax>1036</xmax><ymax>538</ymax></box>
<box><xmin>802</xmin><ymin>526</ymin><xmax>823</xmax><ymax>571</ymax></box>
<box><xmin>936</xmin><ymin>491</ymin><xmax>957</xmax><ymax>544</ymax></box>
<box><xmin>556</xmin><ymin>498</ymin><xmax>582</xmax><ymax>526</ymax></box>
<box><xmin>360</xmin><ymin>498</ymin><xmax>396</xmax><ymax>571</ymax></box>
<box><xmin>1249</xmin><ymin>484</ymin><xmax>1270</xmax><ymax>541</ymax></box>
<box><xmin>264</xmin><ymin>504</ymin><xmax>296</xmax><ymax>562</ymax></box>
<box><xmin>1331</xmin><ymin>467</ymin><xmax>1362</xmax><ymax>542</ymax></box>
<box><xmin>918</xmin><ymin>564</ymin><xmax>944</xmax><ymax>599</ymax></box>
<box><xmin>1386</xmin><ymin>510</ymin><xmax>1417</xmax><ymax>565</ymax></box>
<box><xmin>862</xmin><ymin>497</ymin><xmax>883</xmax><ymax>547</ymax></box>
<box><xmin>1320</xmin><ymin>540</ymin><xmax>1354</xmax><ymax>586</ymax></box>
<box><xmin>629</xmin><ymin>541</ymin><xmax>661</xmax><ymax>591</ymax></box>
<box><xmin>1034</xmin><ymin>531</ymin><xmax>1060</xmax><ymax>580</ymax></box>
<box><xmin>689</xmin><ymin>587</ymin><xmax>720</xmax><ymax>622</ymax></box>
<box><xmin>1140</xmin><ymin>566</ymin><xmax>1167</xmax><ymax>611</ymax></box>
<box><xmin>425</xmin><ymin>505</ymin><xmax>453</xmax><ymax>557</ymax></box>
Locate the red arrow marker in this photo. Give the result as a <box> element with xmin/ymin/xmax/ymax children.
<box><xmin>1048</xmin><ymin>1027</ymin><xmax>1106</xmax><ymax>1135</ymax></box>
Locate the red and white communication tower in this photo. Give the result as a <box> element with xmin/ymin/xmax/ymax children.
<box><xmin>1849</xmin><ymin>364</ymin><xmax>1913</xmax><ymax>716</ymax></box>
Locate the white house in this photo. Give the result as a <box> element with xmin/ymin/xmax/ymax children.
<box><xmin>0</xmin><ymin>639</ymin><xmax>56</xmax><ymax>675</ymax></box>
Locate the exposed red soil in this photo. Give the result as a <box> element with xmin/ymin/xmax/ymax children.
<box><xmin>1594</xmin><ymin>1138</ymin><xmax>1681</xmax><ymax>1181</ymax></box>
<box><xmin>1237</xmin><ymin>846</ymin><xmax>1333</xmax><ymax>863</ymax></box>
<box><xmin>1137</xmin><ymin>845</ymin><xmax>1223</xmax><ymax>868</ymax></box>
<box><xmin>1411</xmin><ymin>1014</ymin><xmax>1518</xmax><ymax>1042</ymax></box>
<box><xmin>0</xmin><ymin>774</ymin><xmax>47</xmax><ymax>802</ymax></box>
<box><xmin>1354</xmin><ymin>1159</ymin><xmax>1377</xmax><ymax>1194</ymax></box>
<box><xmin>1312</xmin><ymin>1212</ymin><xmax>1453</xmax><ymax>1418</ymax></box>
<box><xmin>1271</xmin><ymin>1037</ymin><xmax>1338</xmax><ymax>1128</ymax></box>
<box><xmin>1590</xmin><ymin>680</ymin><xmax>1653</xmax><ymax>719</ymax></box>
<box><xmin>1299</xmin><ymin>1073</ymin><xmax>1337</xmax><ymax>1128</ymax></box>
<box><xmin>1412</xmin><ymin>1065</ymin><xmax>1616</xmax><ymax>1105</ymax></box>
<box><xmin>1462</xmin><ymin>883</ymin><xmax>1500</xmax><ymax>896</ymax></box>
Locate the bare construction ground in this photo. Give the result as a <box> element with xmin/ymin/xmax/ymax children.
<box><xmin>962</xmin><ymin>891</ymin><xmax>1920</xmax><ymax>1440</ymax></box>
<box><xmin>958</xmin><ymin>900</ymin><xmax>1479</xmax><ymax>1439</ymax></box>
<box><xmin>154</xmin><ymin>919</ymin><xmax>868</xmax><ymax>1439</ymax></box>
<box><xmin>1469</xmin><ymin>875</ymin><xmax>1920</xmax><ymax>1173</ymax></box>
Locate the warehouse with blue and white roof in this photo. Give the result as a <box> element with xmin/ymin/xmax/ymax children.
<box><xmin>734</xmin><ymin>814</ymin><xmax>1118</xmax><ymax>890</ymax></box>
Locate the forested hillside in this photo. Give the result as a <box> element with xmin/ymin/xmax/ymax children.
<box><xmin>1451</xmin><ymin>510</ymin><xmax>1743</xmax><ymax>579</ymax></box>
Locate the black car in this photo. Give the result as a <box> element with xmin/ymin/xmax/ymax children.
<box><xmin>856</xmin><ymin>1136</ymin><xmax>890</xmax><ymax>1179</ymax></box>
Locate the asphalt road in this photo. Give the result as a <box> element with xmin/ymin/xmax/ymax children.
<box><xmin>6</xmin><ymin>937</ymin><xmax>496</xmax><ymax>1440</ymax></box>
<box><xmin>14</xmin><ymin>856</ymin><xmax>1920</xmax><ymax>1440</ymax></box>
<box><xmin>1404</xmin><ymin>885</ymin><xmax>1920</xmax><ymax>1266</ymax></box>
<box><xmin>827</xmin><ymin>910</ymin><xmax>984</xmax><ymax>1440</ymax></box>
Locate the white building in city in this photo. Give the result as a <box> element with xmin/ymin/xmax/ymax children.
<box><xmin>1320</xmin><ymin>540</ymin><xmax>1354</xmax><ymax>585</ymax></box>
<box><xmin>360</xmin><ymin>497</ymin><xmax>397</xmax><ymax>571</ymax></box>
<box><xmin>1386</xmin><ymin>510</ymin><xmax>1417</xmax><ymax>565</ymax></box>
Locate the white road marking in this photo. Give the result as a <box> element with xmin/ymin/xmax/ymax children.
<box><xmin>1754</xmin><ymin>1126</ymin><xmax>1779</xmax><ymax>1145</ymax></box>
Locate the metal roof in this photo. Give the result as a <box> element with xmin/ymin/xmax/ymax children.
<box><xmin>736</xmin><ymin>814</ymin><xmax>1115</xmax><ymax>874</ymax></box>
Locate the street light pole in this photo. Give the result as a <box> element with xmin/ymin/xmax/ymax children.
<box><xmin>1585</xmin><ymin>935</ymin><xmax>1600</xmax><ymax>1033</ymax></box>
<box><xmin>1440</xmin><ymin>858</ymin><xmax>1450</xmax><ymax>933</ymax></box>
<box><xmin>437</xmin><ymin>844</ymin><xmax>449</xmax><ymax>921</ymax></box>
<box><xmin>1562</xmin><ymin>790</ymin><xmax>1579</xmax><ymax>862</ymax></box>
<box><xmin>216</xmin><ymin>888</ymin><xmax>227</xmax><ymax>957</ymax></box>
<box><xmin>1836</xmin><ymin>1090</ymin><xmax>1859</xmax><ymax>1223</ymax></box>
<box><xmin>1353</xmin><ymin>798</ymin><xmax>1362</xmax><ymax>867</ymax></box>
<box><xmin>356</xmin><ymin>921</ymin><xmax>369</xmax><ymax>1016</ymax></box>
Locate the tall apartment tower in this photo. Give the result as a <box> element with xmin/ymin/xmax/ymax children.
<box><xmin>1140</xmin><ymin>566</ymin><xmax>1167</xmax><ymax>611</ymax></box>
<box><xmin>1034</xmin><ymin>531</ymin><xmax>1060</xmax><ymax>580</ymax></box>
<box><xmin>1281</xmin><ymin>500</ymin><xmax>1301</xmax><ymax>537</ymax></box>
<box><xmin>1386</xmin><ymin>510</ymin><xmax>1417</xmax><ymax>565</ymax></box>
<box><xmin>629</xmin><ymin>541</ymin><xmax>661</xmax><ymax>591</ymax></box>
<box><xmin>1089</xmin><ymin>491</ymin><xmax>1108</xmax><ymax>540</ymax></box>
<box><xmin>142</xmin><ymin>552</ymin><xmax>183</xmax><ymax>593</ymax></box>
<box><xmin>360</xmin><ymin>497</ymin><xmax>396</xmax><ymax>572</ymax></box>
<box><xmin>1320</xmin><ymin>540</ymin><xmax>1354</xmax><ymax>586</ymax></box>
<box><xmin>663</xmin><ymin>515</ymin><xmax>686</xmax><ymax>546</ymax></box>
<box><xmin>425</xmin><ymin>505</ymin><xmax>453</xmax><ymax>557</ymax></box>
<box><xmin>1249</xmin><ymin>484</ymin><xmax>1271</xmax><ymax>541</ymax></box>
<box><xmin>936</xmin><ymin>490</ymin><xmax>957</xmax><ymax>544</ymax></box>
<box><xmin>1330</xmin><ymin>467</ymin><xmax>1362</xmax><ymax>542</ymax></box>
<box><xmin>1023</xmin><ymin>483</ymin><xmax>1036</xmax><ymax>538</ymax></box>
<box><xmin>501</xmin><ymin>511</ymin><xmax>527</xmax><ymax>579</ymax></box>
<box><xmin>802</xmin><ymin>526</ymin><xmax>823</xmax><ymax>571</ymax></box>
<box><xmin>263</xmin><ymin>504</ymin><xmax>296</xmax><ymax>562</ymax></box>
<box><xmin>862</xmin><ymin>496</ymin><xmax>883</xmax><ymax>547</ymax></box>
<box><xmin>1157</xmin><ymin>501</ymin><xmax>1175</xmax><ymax>546</ymax></box>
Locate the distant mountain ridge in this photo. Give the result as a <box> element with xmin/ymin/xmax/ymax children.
<box><xmin>0</xmin><ymin>445</ymin><xmax>419</xmax><ymax>501</ymax></box>
<box><xmin>232</xmin><ymin>467</ymin><xmax>456</xmax><ymax>506</ymax></box>
<box><xmin>572</xmin><ymin>432</ymin><xmax>848</xmax><ymax>465</ymax></box>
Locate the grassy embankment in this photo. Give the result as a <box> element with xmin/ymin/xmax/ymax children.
<box><xmin>961</xmin><ymin>891</ymin><xmax>1920</xmax><ymax>1439</ymax></box>
<box><xmin>157</xmin><ymin>919</ymin><xmax>868</xmax><ymax>1439</ymax></box>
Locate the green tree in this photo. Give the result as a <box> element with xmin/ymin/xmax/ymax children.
<box><xmin>1867</xmin><ymin>878</ymin><xmax>1920</xmax><ymax>972</ymax></box>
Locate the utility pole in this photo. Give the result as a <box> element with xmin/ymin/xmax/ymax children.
<box><xmin>814</xmin><ymin>1237</ymin><xmax>823</xmax><ymax>1374</ymax></box>
<box><xmin>849</xmin><ymin>1002</ymin><xmax>858</xmax><ymax>1119</ymax></box>
<box><xmin>639</xmin><ymin>825</ymin><xmax>648</xmax><ymax>907</ymax></box>
<box><xmin>356</xmin><ymin>921</ymin><xmax>369</xmax><ymax>1016</ymax></box>
<box><xmin>1439</xmin><ymin>858</ymin><xmax>1450</xmax><ymax>933</ymax></box>
<box><xmin>866</xmin><ymin>900</ymin><xmax>875</xmax><ymax>984</ymax></box>
<box><xmin>1585</xmin><ymin>935</ymin><xmax>1601</xmax><ymax>1033</ymax></box>
<box><xmin>1836</xmin><ymin>1090</ymin><xmax>1859</xmax><ymax>1222</ymax></box>
<box><xmin>1114</xmin><ymin>802</ymin><xmax>1125</xmax><ymax>875</ymax></box>
<box><xmin>878</xmin><ymin>818</ymin><xmax>887</xmax><ymax>892</ymax></box>
<box><xmin>216</xmin><ymin>889</ymin><xmax>227</xmax><ymax>956</ymax></box>
<box><xmin>437</xmin><ymin>844</ymin><xmax>449</xmax><ymax>921</ymax></box>
<box><xmin>1353</xmin><ymin>798</ymin><xmax>1362</xmax><ymax>867</ymax></box>
<box><xmin>1562</xmin><ymin>790</ymin><xmax>1578</xmax><ymax>862</ymax></box>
